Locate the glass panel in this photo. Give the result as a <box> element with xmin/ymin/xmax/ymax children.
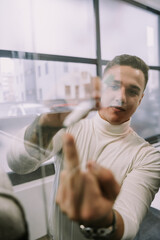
<box><xmin>0</xmin><ymin>0</ymin><xmax>96</xmax><ymax>58</ymax></box>
<box><xmin>0</xmin><ymin>57</ymin><xmax>96</xmax><ymax>171</ymax></box>
<box><xmin>0</xmin><ymin>58</ymin><xmax>96</xmax><ymax>238</ymax></box>
<box><xmin>0</xmin><ymin>0</ymin><xmax>34</xmax><ymax>52</ymax></box>
<box><xmin>33</xmin><ymin>0</ymin><xmax>96</xmax><ymax>57</ymax></box>
<box><xmin>100</xmin><ymin>0</ymin><xmax>159</xmax><ymax>65</ymax></box>
<box><xmin>131</xmin><ymin>70</ymin><xmax>160</xmax><ymax>138</ymax></box>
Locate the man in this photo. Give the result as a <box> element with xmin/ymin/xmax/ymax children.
<box><xmin>7</xmin><ymin>54</ymin><xmax>160</xmax><ymax>240</ymax></box>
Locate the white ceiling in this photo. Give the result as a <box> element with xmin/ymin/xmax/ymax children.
<box><xmin>133</xmin><ymin>0</ymin><xmax>160</xmax><ymax>11</ymax></box>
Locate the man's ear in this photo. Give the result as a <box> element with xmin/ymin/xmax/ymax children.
<box><xmin>138</xmin><ymin>93</ymin><xmax>144</xmax><ymax>106</ymax></box>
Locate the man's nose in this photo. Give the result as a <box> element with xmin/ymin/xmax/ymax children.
<box><xmin>115</xmin><ymin>88</ymin><xmax>126</xmax><ymax>105</ymax></box>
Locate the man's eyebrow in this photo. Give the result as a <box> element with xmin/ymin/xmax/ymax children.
<box><xmin>113</xmin><ymin>80</ymin><xmax>121</xmax><ymax>84</ymax></box>
<box><xmin>108</xmin><ymin>79</ymin><xmax>121</xmax><ymax>84</ymax></box>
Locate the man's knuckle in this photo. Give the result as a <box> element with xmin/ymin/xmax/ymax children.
<box><xmin>81</xmin><ymin>210</ymin><xmax>93</xmax><ymax>222</ymax></box>
<box><xmin>68</xmin><ymin>210</ymin><xmax>77</xmax><ymax>220</ymax></box>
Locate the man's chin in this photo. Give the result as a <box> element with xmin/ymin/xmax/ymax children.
<box><xmin>99</xmin><ymin>109</ymin><xmax>123</xmax><ymax>124</ymax></box>
<box><xmin>108</xmin><ymin>118</ymin><xmax>123</xmax><ymax>125</ymax></box>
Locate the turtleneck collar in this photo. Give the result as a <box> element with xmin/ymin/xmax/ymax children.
<box><xmin>93</xmin><ymin>112</ymin><xmax>131</xmax><ymax>136</ymax></box>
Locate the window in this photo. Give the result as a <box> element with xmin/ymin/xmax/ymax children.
<box><xmin>1</xmin><ymin>1</ymin><xmax>160</xmax><ymax>238</ymax></box>
<box><xmin>38</xmin><ymin>65</ymin><xmax>41</xmax><ymax>77</ymax></box>
<box><xmin>99</xmin><ymin>0</ymin><xmax>159</xmax><ymax>65</ymax></box>
<box><xmin>65</xmin><ymin>85</ymin><xmax>71</xmax><ymax>97</ymax></box>
<box><xmin>75</xmin><ymin>85</ymin><xmax>79</xmax><ymax>99</ymax></box>
<box><xmin>0</xmin><ymin>58</ymin><xmax>96</xmax><ymax>173</ymax></box>
<box><xmin>0</xmin><ymin>0</ymin><xmax>160</xmax><ymax>174</ymax></box>
<box><xmin>39</xmin><ymin>88</ymin><xmax>43</xmax><ymax>100</ymax></box>
<box><xmin>131</xmin><ymin>70</ymin><xmax>160</xmax><ymax>138</ymax></box>
<box><xmin>0</xmin><ymin>0</ymin><xmax>96</xmax><ymax>58</ymax></box>
<box><xmin>45</xmin><ymin>62</ymin><xmax>48</xmax><ymax>75</ymax></box>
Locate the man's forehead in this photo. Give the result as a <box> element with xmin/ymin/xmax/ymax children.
<box><xmin>104</xmin><ymin>65</ymin><xmax>144</xmax><ymax>80</ymax></box>
<box><xmin>103</xmin><ymin>65</ymin><xmax>145</xmax><ymax>90</ymax></box>
<box><xmin>104</xmin><ymin>65</ymin><xmax>144</xmax><ymax>77</ymax></box>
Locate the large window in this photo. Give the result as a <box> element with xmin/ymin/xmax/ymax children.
<box><xmin>99</xmin><ymin>0</ymin><xmax>159</xmax><ymax>65</ymax></box>
<box><xmin>0</xmin><ymin>0</ymin><xmax>160</xmax><ymax>171</ymax></box>
<box><xmin>0</xmin><ymin>1</ymin><xmax>160</xmax><ymax>238</ymax></box>
<box><xmin>0</xmin><ymin>59</ymin><xmax>96</xmax><ymax>171</ymax></box>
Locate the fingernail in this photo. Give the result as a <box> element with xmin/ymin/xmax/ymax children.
<box><xmin>63</xmin><ymin>134</ymin><xmax>74</xmax><ymax>145</ymax></box>
<box><xmin>87</xmin><ymin>161</ymin><xmax>100</xmax><ymax>174</ymax></box>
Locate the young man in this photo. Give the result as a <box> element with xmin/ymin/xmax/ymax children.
<box><xmin>7</xmin><ymin>54</ymin><xmax>160</xmax><ymax>240</ymax></box>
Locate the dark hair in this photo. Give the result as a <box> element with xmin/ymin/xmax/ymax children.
<box><xmin>104</xmin><ymin>54</ymin><xmax>149</xmax><ymax>90</ymax></box>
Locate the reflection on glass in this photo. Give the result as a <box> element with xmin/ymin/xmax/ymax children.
<box><xmin>99</xmin><ymin>0</ymin><xmax>159</xmax><ymax>65</ymax></box>
<box><xmin>131</xmin><ymin>70</ymin><xmax>160</xmax><ymax>138</ymax></box>
<box><xmin>0</xmin><ymin>127</ymin><xmax>54</xmax><ymax>239</ymax></box>
<box><xmin>0</xmin><ymin>58</ymin><xmax>96</xmax><ymax>172</ymax></box>
<box><xmin>101</xmin><ymin>69</ymin><xmax>122</xmax><ymax>108</ymax></box>
<box><xmin>0</xmin><ymin>59</ymin><xmax>96</xmax><ymax>239</ymax></box>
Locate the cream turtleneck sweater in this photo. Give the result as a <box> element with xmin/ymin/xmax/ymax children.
<box><xmin>8</xmin><ymin>112</ymin><xmax>160</xmax><ymax>240</ymax></box>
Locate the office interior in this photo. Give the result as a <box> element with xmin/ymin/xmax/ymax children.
<box><xmin>0</xmin><ymin>0</ymin><xmax>160</xmax><ymax>239</ymax></box>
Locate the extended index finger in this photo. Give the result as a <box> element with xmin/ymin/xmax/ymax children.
<box><xmin>63</xmin><ymin>133</ymin><xmax>80</xmax><ymax>171</ymax></box>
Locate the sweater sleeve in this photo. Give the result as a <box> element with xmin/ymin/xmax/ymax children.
<box><xmin>7</xmin><ymin>126</ymin><xmax>65</xmax><ymax>174</ymax></box>
<box><xmin>114</xmin><ymin>149</ymin><xmax>160</xmax><ymax>240</ymax></box>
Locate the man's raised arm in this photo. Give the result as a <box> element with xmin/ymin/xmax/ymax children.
<box><xmin>24</xmin><ymin>112</ymin><xmax>70</xmax><ymax>156</ymax></box>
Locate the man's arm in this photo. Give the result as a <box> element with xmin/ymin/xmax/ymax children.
<box><xmin>24</xmin><ymin>77</ymin><xmax>101</xmax><ymax>152</ymax></box>
<box><xmin>25</xmin><ymin>77</ymin><xmax>101</xmax><ymax>154</ymax></box>
<box><xmin>24</xmin><ymin>112</ymin><xmax>70</xmax><ymax>157</ymax></box>
<box><xmin>56</xmin><ymin>134</ymin><xmax>124</xmax><ymax>240</ymax></box>
<box><xmin>7</xmin><ymin>112</ymin><xmax>68</xmax><ymax>174</ymax></box>
<box><xmin>8</xmin><ymin>77</ymin><xmax>101</xmax><ymax>173</ymax></box>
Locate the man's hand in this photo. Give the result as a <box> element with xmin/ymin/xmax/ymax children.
<box><xmin>24</xmin><ymin>76</ymin><xmax>101</xmax><ymax>151</ymax></box>
<box><xmin>62</xmin><ymin>77</ymin><xmax>101</xmax><ymax>127</ymax></box>
<box><xmin>39</xmin><ymin>76</ymin><xmax>101</xmax><ymax>128</ymax></box>
<box><xmin>56</xmin><ymin>133</ymin><xmax>120</xmax><ymax>228</ymax></box>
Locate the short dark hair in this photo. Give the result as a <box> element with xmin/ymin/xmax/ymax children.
<box><xmin>103</xmin><ymin>54</ymin><xmax>149</xmax><ymax>90</ymax></box>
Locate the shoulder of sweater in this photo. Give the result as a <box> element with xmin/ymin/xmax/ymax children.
<box><xmin>67</xmin><ymin>117</ymin><xmax>93</xmax><ymax>130</ymax></box>
<box><xmin>129</xmin><ymin>128</ymin><xmax>157</xmax><ymax>149</ymax></box>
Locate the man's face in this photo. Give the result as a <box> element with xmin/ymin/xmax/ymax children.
<box><xmin>99</xmin><ymin>65</ymin><xmax>145</xmax><ymax>125</ymax></box>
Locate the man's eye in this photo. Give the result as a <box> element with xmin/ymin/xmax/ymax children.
<box><xmin>110</xmin><ymin>85</ymin><xmax>120</xmax><ymax>90</ymax></box>
<box><xmin>127</xmin><ymin>89</ymin><xmax>139</xmax><ymax>96</ymax></box>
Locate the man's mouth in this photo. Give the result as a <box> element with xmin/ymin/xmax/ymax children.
<box><xmin>110</xmin><ymin>106</ymin><xmax>126</xmax><ymax>111</ymax></box>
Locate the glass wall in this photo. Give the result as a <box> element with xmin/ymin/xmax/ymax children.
<box><xmin>0</xmin><ymin>0</ymin><xmax>160</xmax><ymax>239</ymax></box>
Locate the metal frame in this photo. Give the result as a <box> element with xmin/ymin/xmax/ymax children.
<box><xmin>122</xmin><ymin>0</ymin><xmax>160</xmax><ymax>14</ymax></box>
<box><xmin>0</xmin><ymin>50</ymin><xmax>97</xmax><ymax>64</ymax></box>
